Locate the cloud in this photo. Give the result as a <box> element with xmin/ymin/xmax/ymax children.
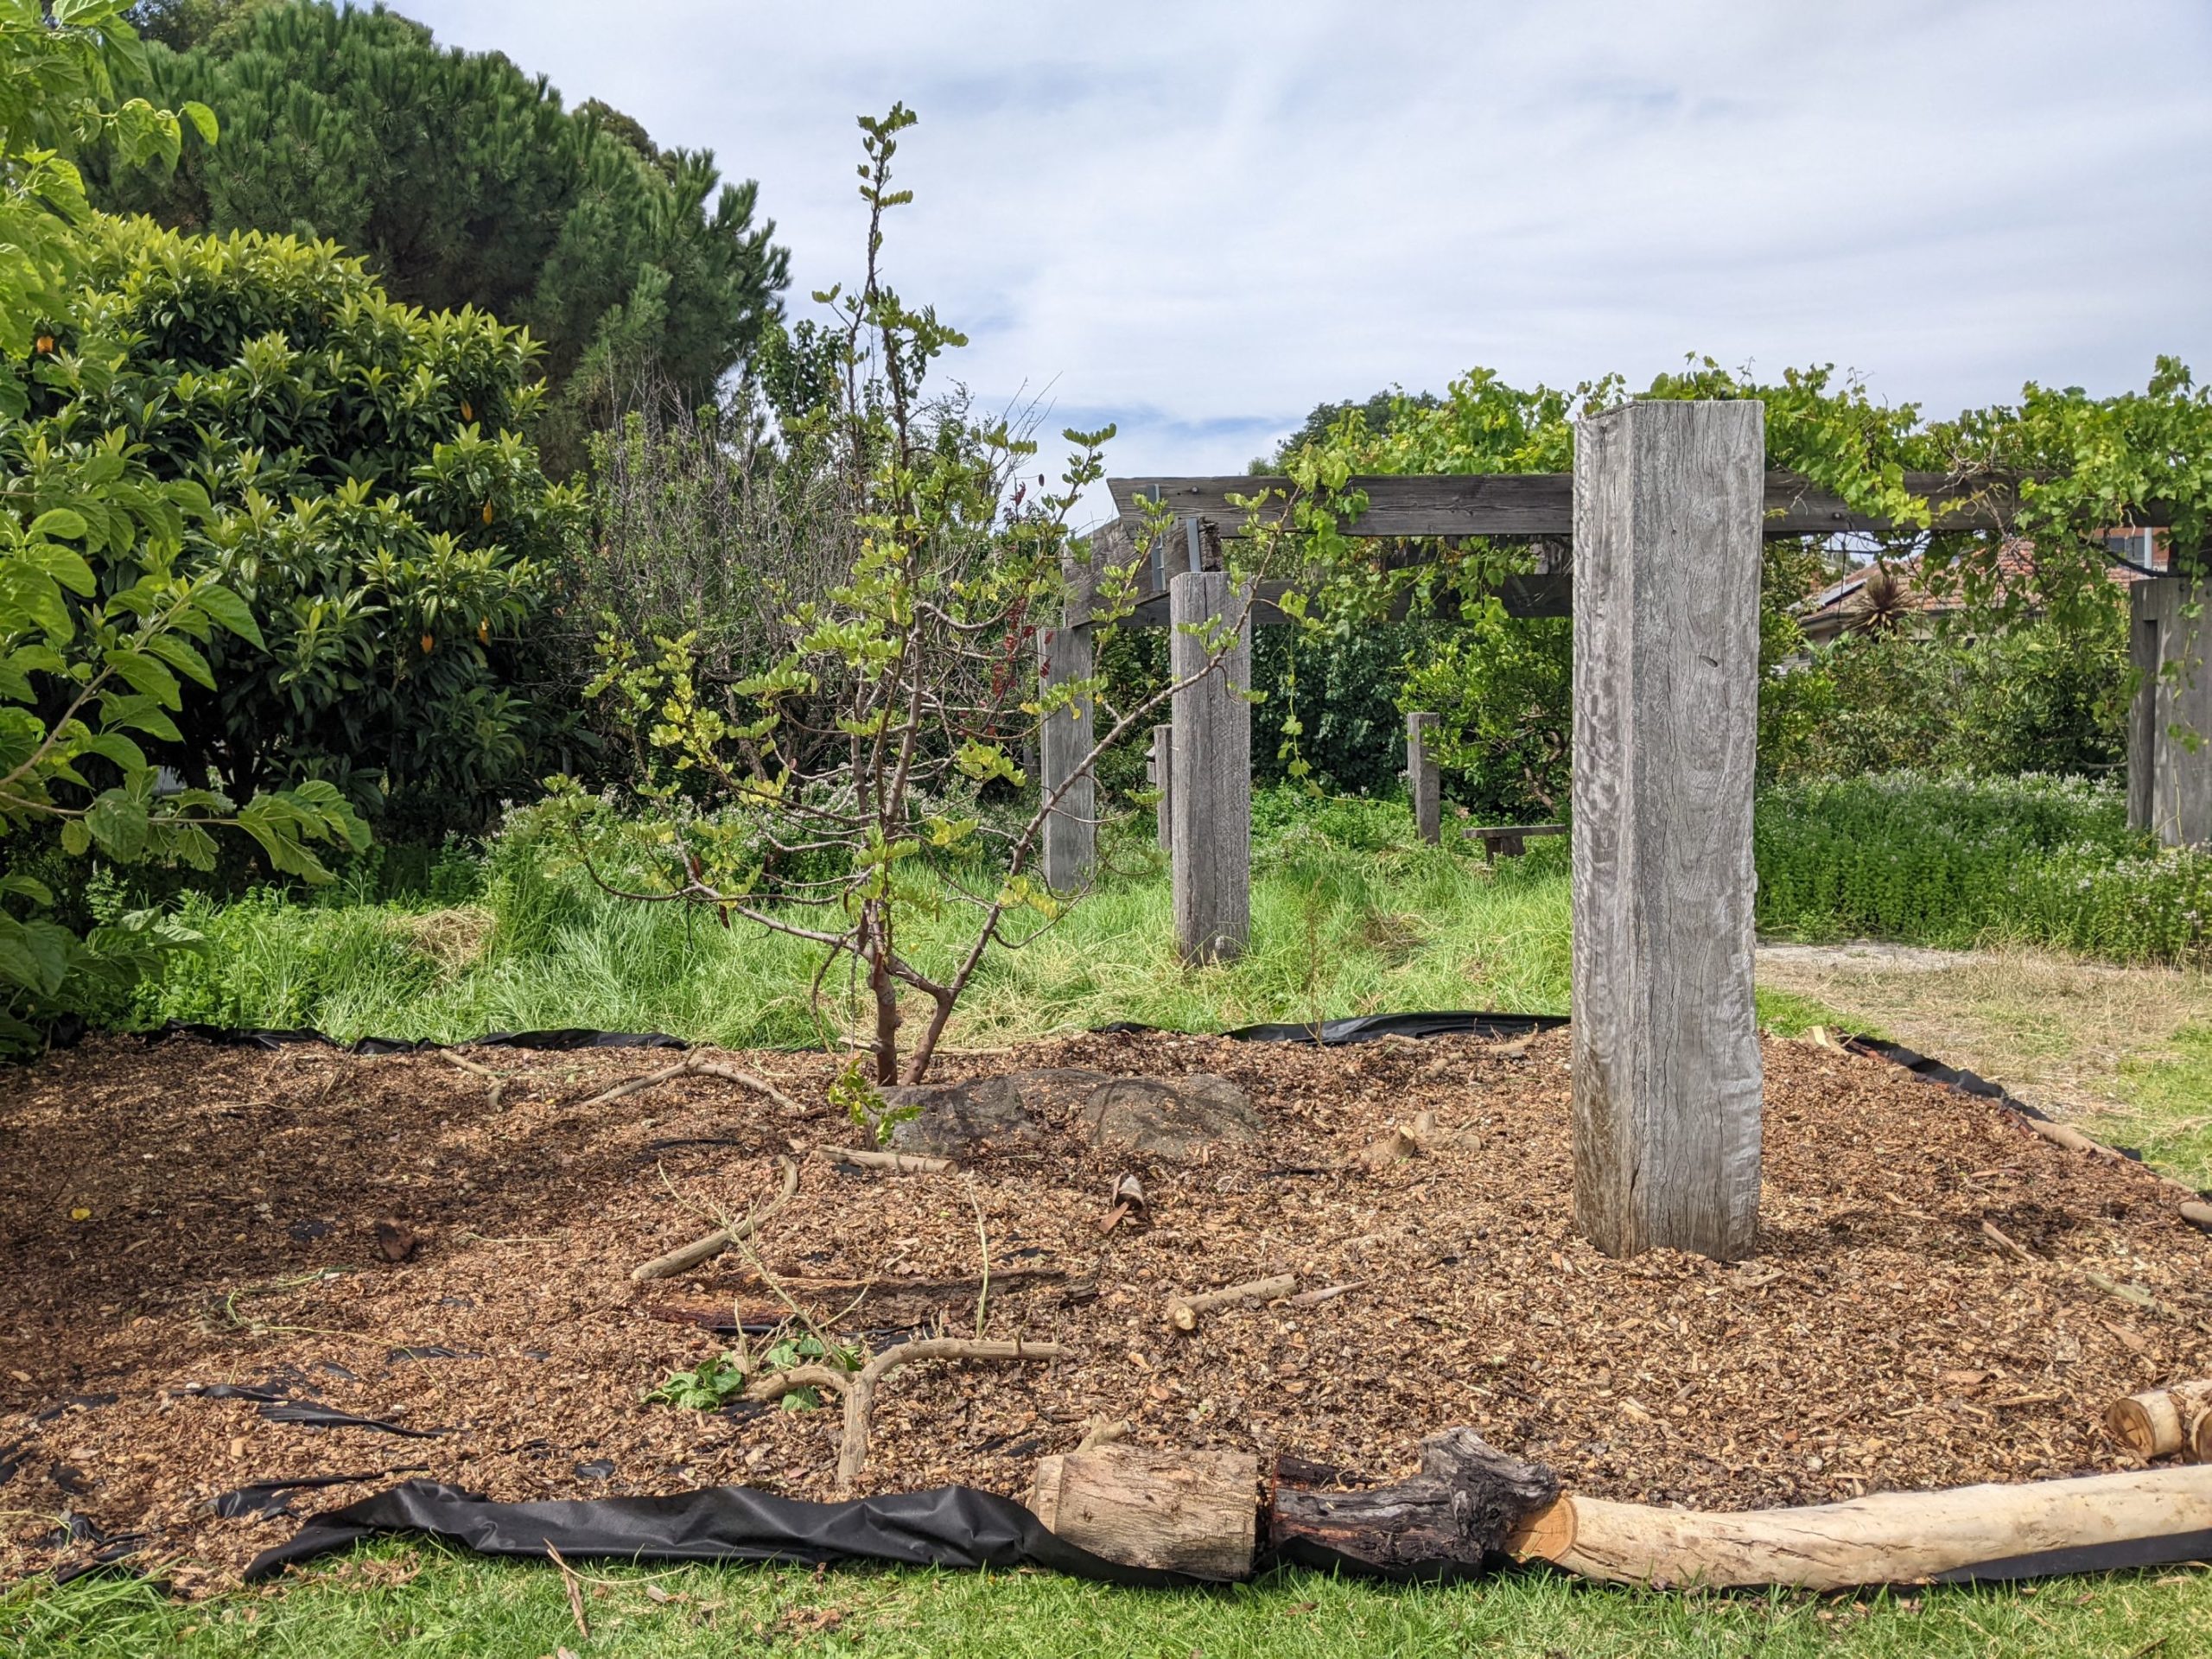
<box><xmin>399</xmin><ymin>0</ymin><xmax>2212</xmax><ymax>519</ymax></box>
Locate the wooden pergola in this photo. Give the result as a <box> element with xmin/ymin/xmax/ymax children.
<box><xmin>1036</xmin><ymin>404</ymin><xmax>2031</xmax><ymax>1263</ymax></box>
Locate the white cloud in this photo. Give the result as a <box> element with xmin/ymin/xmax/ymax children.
<box><xmin>398</xmin><ymin>0</ymin><xmax>2212</xmax><ymax>519</ymax></box>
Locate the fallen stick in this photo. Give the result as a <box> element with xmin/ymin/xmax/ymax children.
<box><xmin>1167</xmin><ymin>1274</ymin><xmax>1297</xmax><ymax>1332</ymax></box>
<box><xmin>747</xmin><ymin>1337</ymin><xmax>1066</xmax><ymax>1495</ymax></box>
<box><xmin>726</xmin><ymin>1267</ymin><xmax>1067</xmax><ymax>1298</ymax></box>
<box><xmin>630</xmin><ymin>1156</ymin><xmax>800</xmax><ymax>1281</ymax></box>
<box><xmin>436</xmin><ymin>1049</ymin><xmax>498</xmax><ymax>1080</ymax></box>
<box><xmin>582</xmin><ymin>1056</ymin><xmax>805</xmax><ymax>1116</ymax></box>
<box><xmin>2105</xmin><ymin>1379</ymin><xmax>2212</xmax><ymax>1460</ymax></box>
<box><xmin>1287</xmin><ymin>1280</ymin><xmax>1370</xmax><ymax>1308</ymax></box>
<box><xmin>1511</xmin><ymin>1464</ymin><xmax>2212</xmax><ymax>1589</ymax></box>
<box><xmin>1074</xmin><ymin>1416</ymin><xmax>1129</xmax><ymax>1453</ymax></box>
<box><xmin>823</xmin><ymin>1147</ymin><xmax>954</xmax><ymax>1174</ymax></box>
<box><xmin>1355</xmin><ymin>1128</ymin><xmax>1418</xmax><ymax>1170</ymax></box>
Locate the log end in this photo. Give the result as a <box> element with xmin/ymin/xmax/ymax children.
<box><xmin>1505</xmin><ymin>1496</ymin><xmax>1578</xmax><ymax>1562</ymax></box>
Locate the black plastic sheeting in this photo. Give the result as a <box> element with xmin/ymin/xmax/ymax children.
<box><xmin>243</xmin><ymin>1479</ymin><xmax>1187</xmax><ymax>1587</ymax></box>
<box><xmin>1094</xmin><ymin>1010</ymin><xmax>1568</xmax><ymax>1047</ymax></box>
<box><xmin>149</xmin><ymin>1020</ymin><xmax>686</xmax><ymax>1057</ymax></box>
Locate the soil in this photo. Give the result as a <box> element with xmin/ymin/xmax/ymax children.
<box><xmin>4</xmin><ymin>1027</ymin><xmax>2210</xmax><ymax>1596</ymax></box>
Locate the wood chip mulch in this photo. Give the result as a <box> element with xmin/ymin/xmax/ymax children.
<box><xmin>3</xmin><ymin>1026</ymin><xmax>2209</xmax><ymax>1596</ymax></box>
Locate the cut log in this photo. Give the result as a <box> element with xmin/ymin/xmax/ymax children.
<box><xmin>1028</xmin><ymin>1443</ymin><xmax>1258</xmax><ymax>1580</ymax></box>
<box><xmin>1166</xmin><ymin>1274</ymin><xmax>1296</xmax><ymax>1332</ymax></box>
<box><xmin>2105</xmin><ymin>1380</ymin><xmax>2212</xmax><ymax>1460</ymax></box>
<box><xmin>1268</xmin><ymin>1427</ymin><xmax>1560</xmax><ymax>1579</ymax></box>
<box><xmin>1512</xmin><ymin>1465</ymin><xmax>2212</xmax><ymax>1588</ymax></box>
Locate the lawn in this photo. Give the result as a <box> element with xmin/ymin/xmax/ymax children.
<box><xmin>12</xmin><ymin>1541</ymin><xmax>2212</xmax><ymax>1657</ymax></box>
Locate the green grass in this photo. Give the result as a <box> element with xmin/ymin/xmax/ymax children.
<box><xmin>2115</xmin><ymin>1022</ymin><xmax>2212</xmax><ymax>1178</ymax></box>
<box><xmin>139</xmin><ymin>804</ymin><xmax>1574</xmax><ymax>1047</ymax></box>
<box><xmin>10</xmin><ymin>1543</ymin><xmax>2210</xmax><ymax>1657</ymax></box>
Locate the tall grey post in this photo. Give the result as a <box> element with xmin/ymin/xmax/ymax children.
<box><xmin>1150</xmin><ymin>723</ymin><xmax>1174</xmax><ymax>850</ymax></box>
<box><xmin>2129</xmin><ymin>575</ymin><xmax>2212</xmax><ymax>847</ymax></box>
<box><xmin>1169</xmin><ymin>571</ymin><xmax>1251</xmax><ymax>963</ymax></box>
<box><xmin>1406</xmin><ymin>712</ymin><xmax>1440</xmax><ymax>844</ymax></box>
<box><xmin>1037</xmin><ymin>613</ymin><xmax>1095</xmax><ymax>893</ymax></box>
<box><xmin>1570</xmin><ymin>399</ymin><xmax>1764</xmax><ymax>1262</ymax></box>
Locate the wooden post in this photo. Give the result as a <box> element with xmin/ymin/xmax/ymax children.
<box><xmin>1570</xmin><ymin>399</ymin><xmax>1764</xmax><ymax>1262</ymax></box>
<box><xmin>1150</xmin><ymin>722</ymin><xmax>1173</xmax><ymax>850</ymax></box>
<box><xmin>1038</xmin><ymin>613</ymin><xmax>1095</xmax><ymax>893</ymax></box>
<box><xmin>1406</xmin><ymin>712</ymin><xmax>1440</xmax><ymax>844</ymax></box>
<box><xmin>1170</xmin><ymin>571</ymin><xmax>1251</xmax><ymax>963</ymax></box>
<box><xmin>2129</xmin><ymin>575</ymin><xmax>2212</xmax><ymax>847</ymax></box>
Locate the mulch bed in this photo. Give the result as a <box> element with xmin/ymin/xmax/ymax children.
<box><xmin>3</xmin><ymin>1025</ymin><xmax>2209</xmax><ymax>1596</ymax></box>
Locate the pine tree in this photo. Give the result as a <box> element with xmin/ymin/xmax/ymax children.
<box><xmin>97</xmin><ymin>2</ymin><xmax>787</xmax><ymax>474</ymax></box>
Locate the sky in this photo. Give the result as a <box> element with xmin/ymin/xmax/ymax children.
<box><xmin>397</xmin><ymin>0</ymin><xmax>2212</xmax><ymax>526</ymax></box>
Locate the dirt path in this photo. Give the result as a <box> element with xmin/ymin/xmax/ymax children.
<box><xmin>1757</xmin><ymin>941</ymin><xmax>2212</xmax><ymax>1184</ymax></box>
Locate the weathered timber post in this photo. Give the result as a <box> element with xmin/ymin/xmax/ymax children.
<box><xmin>1571</xmin><ymin>399</ymin><xmax>1764</xmax><ymax>1262</ymax></box>
<box><xmin>1037</xmin><ymin>614</ymin><xmax>1095</xmax><ymax>893</ymax></box>
<box><xmin>1150</xmin><ymin>722</ymin><xmax>1173</xmax><ymax>850</ymax></box>
<box><xmin>2128</xmin><ymin>575</ymin><xmax>2212</xmax><ymax>847</ymax></box>
<box><xmin>1169</xmin><ymin>570</ymin><xmax>1251</xmax><ymax>963</ymax></box>
<box><xmin>1406</xmin><ymin>712</ymin><xmax>1440</xmax><ymax>844</ymax></box>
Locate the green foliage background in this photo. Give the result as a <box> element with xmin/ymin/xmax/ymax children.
<box><xmin>97</xmin><ymin>0</ymin><xmax>790</xmax><ymax>474</ymax></box>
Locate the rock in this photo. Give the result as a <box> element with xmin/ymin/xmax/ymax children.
<box><xmin>885</xmin><ymin>1075</ymin><xmax>1045</xmax><ymax>1157</ymax></box>
<box><xmin>1081</xmin><ymin>1073</ymin><xmax>1262</xmax><ymax>1160</ymax></box>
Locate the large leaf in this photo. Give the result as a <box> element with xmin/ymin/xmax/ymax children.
<box><xmin>188</xmin><ymin>582</ymin><xmax>264</xmax><ymax>648</ymax></box>
<box><xmin>83</xmin><ymin>789</ymin><xmax>151</xmax><ymax>862</ymax></box>
<box><xmin>103</xmin><ymin>648</ymin><xmax>181</xmax><ymax>709</ymax></box>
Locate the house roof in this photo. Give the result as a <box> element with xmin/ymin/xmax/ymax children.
<box><xmin>1796</xmin><ymin>533</ymin><xmax>2164</xmax><ymax>633</ymax></box>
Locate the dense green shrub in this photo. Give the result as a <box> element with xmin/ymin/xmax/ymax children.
<box><xmin>1754</xmin><ymin>772</ymin><xmax>2212</xmax><ymax>963</ymax></box>
<box><xmin>30</xmin><ymin>216</ymin><xmax>587</xmax><ymax>836</ymax></box>
<box><xmin>1784</xmin><ymin>619</ymin><xmax>2126</xmax><ymax>781</ymax></box>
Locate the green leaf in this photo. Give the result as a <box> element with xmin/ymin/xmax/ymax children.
<box><xmin>189</xmin><ymin>582</ymin><xmax>263</xmax><ymax>647</ymax></box>
<box><xmin>104</xmin><ymin>649</ymin><xmax>181</xmax><ymax>709</ymax></box>
<box><xmin>181</xmin><ymin>100</ymin><xmax>219</xmax><ymax>144</ymax></box>
<box><xmin>0</xmin><ymin>875</ymin><xmax>54</xmax><ymax>906</ymax></box>
<box><xmin>29</xmin><ymin>508</ymin><xmax>87</xmax><ymax>541</ymax></box>
<box><xmin>60</xmin><ymin>820</ymin><xmax>91</xmax><ymax>857</ymax></box>
<box><xmin>143</xmin><ymin>632</ymin><xmax>216</xmax><ymax>690</ymax></box>
<box><xmin>84</xmin><ymin>790</ymin><xmax>151</xmax><ymax>862</ymax></box>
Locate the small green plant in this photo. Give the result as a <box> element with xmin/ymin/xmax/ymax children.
<box><xmin>646</xmin><ymin>1332</ymin><xmax>861</xmax><ymax>1413</ymax></box>
<box><xmin>643</xmin><ymin>1351</ymin><xmax>751</xmax><ymax>1411</ymax></box>
<box><xmin>829</xmin><ymin>1056</ymin><xmax>918</xmax><ymax>1147</ymax></box>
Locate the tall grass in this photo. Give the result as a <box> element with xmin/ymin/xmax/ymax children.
<box><xmin>144</xmin><ymin>792</ymin><xmax>1571</xmax><ymax>1047</ymax></box>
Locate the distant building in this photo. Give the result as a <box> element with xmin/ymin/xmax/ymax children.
<box><xmin>1796</xmin><ymin>531</ymin><xmax>2166</xmax><ymax>647</ymax></box>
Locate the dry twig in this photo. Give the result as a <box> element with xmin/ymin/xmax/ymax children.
<box><xmin>582</xmin><ymin>1055</ymin><xmax>805</xmax><ymax>1115</ymax></box>
<box><xmin>745</xmin><ymin>1337</ymin><xmax>1067</xmax><ymax>1494</ymax></box>
<box><xmin>631</xmin><ymin>1156</ymin><xmax>800</xmax><ymax>1281</ymax></box>
<box><xmin>1167</xmin><ymin>1274</ymin><xmax>1298</xmax><ymax>1332</ymax></box>
<box><xmin>546</xmin><ymin>1543</ymin><xmax>588</xmax><ymax>1640</ymax></box>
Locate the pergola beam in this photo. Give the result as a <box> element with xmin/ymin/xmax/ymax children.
<box><xmin>1109</xmin><ymin>470</ymin><xmax>2027</xmax><ymax>540</ymax></box>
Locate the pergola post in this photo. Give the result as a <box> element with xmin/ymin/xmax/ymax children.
<box><xmin>1169</xmin><ymin>571</ymin><xmax>1250</xmax><ymax>962</ymax></box>
<box><xmin>1150</xmin><ymin>722</ymin><xmax>1173</xmax><ymax>850</ymax></box>
<box><xmin>1038</xmin><ymin>620</ymin><xmax>1096</xmax><ymax>894</ymax></box>
<box><xmin>2129</xmin><ymin>575</ymin><xmax>2212</xmax><ymax>847</ymax></box>
<box><xmin>1406</xmin><ymin>712</ymin><xmax>1440</xmax><ymax>844</ymax></box>
<box><xmin>1571</xmin><ymin>400</ymin><xmax>1764</xmax><ymax>1262</ymax></box>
